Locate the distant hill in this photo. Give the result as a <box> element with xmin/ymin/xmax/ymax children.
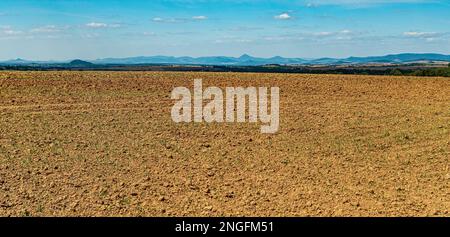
<box><xmin>1</xmin><ymin>53</ymin><xmax>450</xmax><ymax>66</ymax></box>
<box><xmin>91</xmin><ymin>54</ymin><xmax>308</xmax><ymax>65</ymax></box>
<box><xmin>69</xmin><ymin>59</ymin><xmax>94</xmax><ymax>67</ymax></box>
<box><xmin>1</xmin><ymin>58</ymin><xmax>33</xmax><ymax>65</ymax></box>
<box><xmin>91</xmin><ymin>53</ymin><xmax>450</xmax><ymax>66</ymax></box>
<box><xmin>0</xmin><ymin>58</ymin><xmax>65</xmax><ymax>66</ymax></box>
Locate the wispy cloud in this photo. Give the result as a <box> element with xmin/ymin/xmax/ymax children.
<box><xmin>86</xmin><ymin>22</ymin><xmax>107</xmax><ymax>28</ymax></box>
<box><xmin>119</xmin><ymin>31</ymin><xmax>158</xmax><ymax>38</ymax></box>
<box><xmin>86</xmin><ymin>22</ymin><xmax>121</xmax><ymax>29</ymax></box>
<box><xmin>152</xmin><ymin>16</ymin><xmax>208</xmax><ymax>23</ymax></box>
<box><xmin>214</xmin><ymin>35</ymin><xmax>254</xmax><ymax>44</ymax></box>
<box><xmin>0</xmin><ymin>26</ymin><xmax>23</xmax><ymax>36</ymax></box>
<box><xmin>152</xmin><ymin>17</ymin><xmax>186</xmax><ymax>23</ymax></box>
<box><xmin>152</xmin><ymin>17</ymin><xmax>164</xmax><ymax>22</ymax></box>
<box><xmin>1</xmin><ymin>25</ymin><xmax>73</xmax><ymax>40</ymax></box>
<box><xmin>30</xmin><ymin>25</ymin><xmax>63</xmax><ymax>33</ymax></box>
<box><xmin>81</xmin><ymin>32</ymin><xmax>101</xmax><ymax>39</ymax></box>
<box><xmin>403</xmin><ymin>31</ymin><xmax>447</xmax><ymax>42</ymax></box>
<box><xmin>403</xmin><ymin>31</ymin><xmax>439</xmax><ymax>38</ymax></box>
<box><xmin>192</xmin><ymin>15</ymin><xmax>207</xmax><ymax>20</ymax></box>
<box><xmin>274</xmin><ymin>13</ymin><xmax>291</xmax><ymax>20</ymax></box>
<box><xmin>312</xmin><ymin>29</ymin><xmax>353</xmax><ymax>37</ymax></box>
<box><xmin>3</xmin><ymin>30</ymin><xmax>23</xmax><ymax>35</ymax></box>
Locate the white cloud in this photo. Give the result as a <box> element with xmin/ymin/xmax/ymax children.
<box><xmin>31</xmin><ymin>25</ymin><xmax>61</xmax><ymax>33</ymax></box>
<box><xmin>264</xmin><ymin>36</ymin><xmax>291</xmax><ymax>41</ymax></box>
<box><xmin>152</xmin><ymin>17</ymin><xmax>164</xmax><ymax>22</ymax></box>
<box><xmin>309</xmin><ymin>30</ymin><xmax>356</xmax><ymax>39</ymax></box>
<box><xmin>1</xmin><ymin>25</ymin><xmax>72</xmax><ymax>39</ymax></box>
<box><xmin>3</xmin><ymin>29</ymin><xmax>22</xmax><ymax>35</ymax></box>
<box><xmin>402</xmin><ymin>31</ymin><xmax>447</xmax><ymax>42</ymax></box>
<box><xmin>192</xmin><ymin>15</ymin><xmax>207</xmax><ymax>20</ymax></box>
<box><xmin>153</xmin><ymin>16</ymin><xmax>205</xmax><ymax>23</ymax></box>
<box><xmin>86</xmin><ymin>22</ymin><xmax>108</xmax><ymax>28</ymax></box>
<box><xmin>214</xmin><ymin>36</ymin><xmax>253</xmax><ymax>44</ymax></box>
<box><xmin>85</xmin><ymin>22</ymin><xmax>121</xmax><ymax>29</ymax></box>
<box><xmin>403</xmin><ymin>31</ymin><xmax>438</xmax><ymax>38</ymax></box>
<box><xmin>313</xmin><ymin>31</ymin><xmax>333</xmax><ymax>36</ymax></box>
<box><xmin>1</xmin><ymin>27</ymin><xmax>24</xmax><ymax>39</ymax></box>
<box><xmin>152</xmin><ymin>17</ymin><xmax>184</xmax><ymax>23</ymax></box>
<box><xmin>274</xmin><ymin>13</ymin><xmax>291</xmax><ymax>20</ymax></box>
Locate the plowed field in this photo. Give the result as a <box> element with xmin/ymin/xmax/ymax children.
<box><xmin>0</xmin><ymin>71</ymin><xmax>449</xmax><ymax>216</ymax></box>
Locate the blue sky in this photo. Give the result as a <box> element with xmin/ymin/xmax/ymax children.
<box><xmin>1</xmin><ymin>0</ymin><xmax>449</xmax><ymax>60</ymax></box>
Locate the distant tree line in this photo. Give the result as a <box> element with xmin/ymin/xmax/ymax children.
<box><xmin>388</xmin><ymin>63</ymin><xmax>450</xmax><ymax>77</ymax></box>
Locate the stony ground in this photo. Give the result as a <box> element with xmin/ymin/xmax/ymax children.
<box><xmin>0</xmin><ymin>71</ymin><xmax>449</xmax><ymax>216</ymax></box>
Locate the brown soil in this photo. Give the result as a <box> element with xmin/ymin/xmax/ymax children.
<box><xmin>0</xmin><ymin>71</ymin><xmax>449</xmax><ymax>216</ymax></box>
